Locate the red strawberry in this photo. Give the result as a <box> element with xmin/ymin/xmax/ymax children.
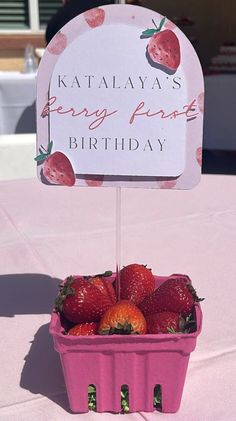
<box><xmin>198</xmin><ymin>92</ymin><xmax>204</xmax><ymax>114</ymax></box>
<box><xmin>84</xmin><ymin>8</ymin><xmax>105</xmax><ymax>28</ymax></box>
<box><xmin>84</xmin><ymin>174</ymin><xmax>104</xmax><ymax>187</ymax></box>
<box><xmin>47</xmin><ymin>31</ymin><xmax>67</xmax><ymax>55</ymax></box>
<box><xmin>119</xmin><ymin>263</ymin><xmax>155</xmax><ymax>305</ymax></box>
<box><xmin>89</xmin><ymin>272</ymin><xmax>116</xmax><ymax>304</ymax></box>
<box><xmin>43</xmin><ymin>152</ymin><xmax>75</xmax><ymax>186</ymax></box>
<box><xmin>148</xmin><ymin>30</ymin><xmax>180</xmax><ymax>70</ymax></box>
<box><xmin>146</xmin><ymin>312</ymin><xmax>185</xmax><ymax>334</ymax></box>
<box><xmin>160</xmin><ymin>179</ymin><xmax>177</xmax><ymax>189</ymax></box>
<box><xmin>68</xmin><ymin>322</ymin><xmax>98</xmax><ymax>336</ymax></box>
<box><xmin>55</xmin><ymin>272</ymin><xmax>116</xmax><ymax>323</ymax></box>
<box><xmin>139</xmin><ymin>275</ymin><xmax>203</xmax><ymax>317</ymax></box>
<box><xmin>98</xmin><ymin>300</ymin><xmax>147</xmax><ymax>335</ymax></box>
<box><xmin>141</xmin><ymin>18</ymin><xmax>180</xmax><ymax>71</ymax></box>
<box><xmin>35</xmin><ymin>141</ymin><xmax>75</xmax><ymax>186</ymax></box>
<box><xmin>196</xmin><ymin>146</ymin><xmax>202</xmax><ymax>167</ymax></box>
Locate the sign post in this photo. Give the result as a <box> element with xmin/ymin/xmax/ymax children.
<box><xmin>116</xmin><ymin>186</ymin><xmax>122</xmax><ymax>300</ymax></box>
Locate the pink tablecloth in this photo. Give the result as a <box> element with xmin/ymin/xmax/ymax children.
<box><xmin>0</xmin><ymin>176</ymin><xmax>236</xmax><ymax>420</ymax></box>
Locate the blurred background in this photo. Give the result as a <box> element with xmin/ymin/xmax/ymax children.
<box><xmin>0</xmin><ymin>0</ymin><xmax>235</xmax><ymax>178</ymax></box>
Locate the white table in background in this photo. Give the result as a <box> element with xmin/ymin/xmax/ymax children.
<box><xmin>0</xmin><ymin>133</ymin><xmax>36</xmax><ymax>180</ymax></box>
<box><xmin>0</xmin><ymin>71</ymin><xmax>37</xmax><ymax>135</ymax></box>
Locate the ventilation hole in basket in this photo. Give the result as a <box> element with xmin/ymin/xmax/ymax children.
<box><xmin>88</xmin><ymin>384</ymin><xmax>96</xmax><ymax>411</ymax></box>
<box><xmin>121</xmin><ymin>384</ymin><xmax>129</xmax><ymax>413</ymax></box>
<box><xmin>153</xmin><ymin>384</ymin><xmax>162</xmax><ymax>411</ymax></box>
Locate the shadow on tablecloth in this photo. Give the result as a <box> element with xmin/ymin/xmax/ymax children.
<box><xmin>0</xmin><ymin>273</ymin><xmax>60</xmax><ymax>317</ymax></box>
<box><xmin>20</xmin><ymin>323</ymin><xmax>71</xmax><ymax>412</ymax></box>
<box><xmin>0</xmin><ymin>273</ymin><xmax>71</xmax><ymax>411</ymax></box>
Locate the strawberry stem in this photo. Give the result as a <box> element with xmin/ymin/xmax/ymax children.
<box><xmin>95</xmin><ymin>270</ymin><xmax>113</xmax><ymax>277</ymax></box>
<box><xmin>187</xmin><ymin>284</ymin><xmax>204</xmax><ymax>302</ymax></box>
<box><xmin>152</xmin><ymin>19</ymin><xmax>158</xmax><ymax>30</ymax></box>
<box><xmin>40</xmin><ymin>145</ymin><xmax>48</xmax><ymax>153</ymax></box>
<box><xmin>34</xmin><ymin>139</ymin><xmax>53</xmax><ymax>163</ymax></box>
<box><xmin>100</xmin><ymin>321</ymin><xmax>138</xmax><ymax>335</ymax></box>
<box><xmin>141</xmin><ymin>17</ymin><xmax>166</xmax><ymax>38</ymax></box>
<box><xmin>54</xmin><ymin>276</ymin><xmax>75</xmax><ymax>312</ymax></box>
<box><xmin>84</xmin><ymin>271</ymin><xmax>113</xmax><ymax>279</ymax></box>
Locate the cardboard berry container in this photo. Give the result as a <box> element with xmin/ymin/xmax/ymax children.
<box><xmin>49</xmin><ymin>275</ymin><xmax>203</xmax><ymax>413</ymax></box>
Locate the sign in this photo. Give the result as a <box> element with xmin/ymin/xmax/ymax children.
<box><xmin>36</xmin><ymin>4</ymin><xmax>204</xmax><ymax>189</ymax></box>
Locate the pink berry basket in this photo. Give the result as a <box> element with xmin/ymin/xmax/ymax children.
<box><xmin>49</xmin><ymin>275</ymin><xmax>203</xmax><ymax>413</ymax></box>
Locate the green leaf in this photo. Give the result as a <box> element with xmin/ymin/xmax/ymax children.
<box><xmin>154</xmin><ymin>385</ymin><xmax>162</xmax><ymax>409</ymax></box>
<box><xmin>141</xmin><ymin>28</ymin><xmax>157</xmax><ymax>37</ymax></box>
<box><xmin>167</xmin><ymin>327</ymin><xmax>177</xmax><ymax>334</ymax></box>
<box><xmin>121</xmin><ymin>385</ymin><xmax>129</xmax><ymax>413</ymax></box>
<box><xmin>88</xmin><ymin>385</ymin><xmax>161</xmax><ymax>413</ymax></box>
<box><xmin>103</xmin><ymin>270</ymin><xmax>113</xmax><ymax>277</ymax></box>
<box><xmin>34</xmin><ymin>153</ymin><xmax>47</xmax><ymax>162</ymax></box>
<box><xmin>88</xmin><ymin>385</ymin><xmax>96</xmax><ymax>394</ymax></box>
<box><xmin>158</xmin><ymin>16</ymin><xmax>166</xmax><ymax>31</ymax></box>
<box><xmin>141</xmin><ymin>16</ymin><xmax>166</xmax><ymax>38</ymax></box>
<box><xmin>99</xmin><ymin>329</ymin><xmax>110</xmax><ymax>335</ymax></box>
<box><xmin>94</xmin><ymin>270</ymin><xmax>113</xmax><ymax>278</ymax></box>
<box><xmin>124</xmin><ymin>322</ymin><xmax>133</xmax><ymax>333</ymax></box>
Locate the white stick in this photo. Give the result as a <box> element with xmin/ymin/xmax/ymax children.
<box><xmin>116</xmin><ymin>186</ymin><xmax>122</xmax><ymax>301</ymax></box>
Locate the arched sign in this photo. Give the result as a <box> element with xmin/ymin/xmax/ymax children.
<box><xmin>36</xmin><ymin>4</ymin><xmax>204</xmax><ymax>189</ymax></box>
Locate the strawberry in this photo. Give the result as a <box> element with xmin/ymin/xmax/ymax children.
<box><xmin>139</xmin><ymin>275</ymin><xmax>203</xmax><ymax>317</ymax></box>
<box><xmin>47</xmin><ymin>31</ymin><xmax>67</xmax><ymax>55</ymax></box>
<box><xmin>84</xmin><ymin>174</ymin><xmax>104</xmax><ymax>187</ymax></box>
<box><xmin>146</xmin><ymin>311</ymin><xmax>185</xmax><ymax>334</ymax></box>
<box><xmin>141</xmin><ymin>17</ymin><xmax>180</xmax><ymax>71</ymax></box>
<box><xmin>67</xmin><ymin>322</ymin><xmax>98</xmax><ymax>336</ymax></box>
<box><xmin>35</xmin><ymin>140</ymin><xmax>75</xmax><ymax>186</ymax></box>
<box><xmin>55</xmin><ymin>271</ymin><xmax>116</xmax><ymax>323</ymax></box>
<box><xmin>84</xmin><ymin>8</ymin><xmax>105</xmax><ymax>28</ymax></box>
<box><xmin>196</xmin><ymin>146</ymin><xmax>202</xmax><ymax>167</ymax></box>
<box><xmin>119</xmin><ymin>263</ymin><xmax>155</xmax><ymax>305</ymax></box>
<box><xmin>148</xmin><ymin>30</ymin><xmax>180</xmax><ymax>70</ymax></box>
<box><xmin>88</xmin><ymin>273</ymin><xmax>116</xmax><ymax>304</ymax></box>
<box><xmin>98</xmin><ymin>300</ymin><xmax>147</xmax><ymax>335</ymax></box>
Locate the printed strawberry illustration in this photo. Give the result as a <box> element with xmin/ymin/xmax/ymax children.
<box><xmin>196</xmin><ymin>146</ymin><xmax>202</xmax><ymax>166</ymax></box>
<box><xmin>67</xmin><ymin>322</ymin><xmax>98</xmax><ymax>336</ymax></box>
<box><xmin>84</xmin><ymin>8</ymin><xmax>105</xmax><ymax>28</ymax></box>
<box><xmin>98</xmin><ymin>300</ymin><xmax>147</xmax><ymax>335</ymax></box>
<box><xmin>47</xmin><ymin>31</ymin><xmax>67</xmax><ymax>55</ymax></box>
<box><xmin>84</xmin><ymin>174</ymin><xmax>104</xmax><ymax>187</ymax></box>
<box><xmin>197</xmin><ymin>92</ymin><xmax>204</xmax><ymax>114</ymax></box>
<box><xmin>139</xmin><ymin>275</ymin><xmax>203</xmax><ymax>317</ymax></box>
<box><xmin>119</xmin><ymin>263</ymin><xmax>155</xmax><ymax>305</ymax></box>
<box><xmin>55</xmin><ymin>271</ymin><xmax>115</xmax><ymax>323</ymax></box>
<box><xmin>146</xmin><ymin>311</ymin><xmax>185</xmax><ymax>334</ymax></box>
<box><xmin>159</xmin><ymin>179</ymin><xmax>177</xmax><ymax>189</ymax></box>
<box><xmin>141</xmin><ymin>17</ymin><xmax>180</xmax><ymax>72</ymax></box>
<box><xmin>35</xmin><ymin>140</ymin><xmax>76</xmax><ymax>186</ymax></box>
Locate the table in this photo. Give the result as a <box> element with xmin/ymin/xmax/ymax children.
<box><xmin>203</xmin><ymin>74</ymin><xmax>236</xmax><ymax>151</ymax></box>
<box><xmin>0</xmin><ymin>72</ymin><xmax>37</xmax><ymax>135</ymax></box>
<box><xmin>0</xmin><ymin>133</ymin><xmax>36</xmax><ymax>180</ymax></box>
<box><xmin>0</xmin><ymin>175</ymin><xmax>236</xmax><ymax>420</ymax></box>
